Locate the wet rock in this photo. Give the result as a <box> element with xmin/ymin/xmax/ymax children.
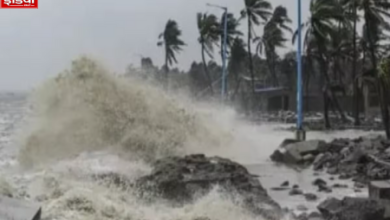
<box><xmin>297</xmin><ymin>204</ymin><xmax>308</xmax><ymax>211</ymax></box>
<box><xmin>308</xmin><ymin>211</ymin><xmax>322</xmax><ymax>219</ymax></box>
<box><xmin>271</xmin><ymin>140</ymin><xmax>326</xmax><ymax>165</ymax></box>
<box><xmin>327</xmin><ymin>167</ymin><xmax>338</xmax><ymax>175</ymax></box>
<box><xmin>354</xmin><ymin>182</ymin><xmax>365</xmax><ymax>189</ymax></box>
<box><xmin>303</xmin><ymin>154</ymin><xmax>315</xmax><ymax>162</ymax></box>
<box><xmin>339</xmin><ymin>173</ymin><xmax>352</xmax><ymax>180</ymax></box>
<box><xmin>317</xmin><ymin>197</ymin><xmax>342</xmax><ymax>216</ymax></box>
<box><xmin>313</xmin><ymin>153</ymin><xmax>333</xmax><ymax>171</ymax></box>
<box><xmin>289</xmin><ymin>188</ymin><xmax>304</xmax><ymax>196</ymax></box>
<box><xmin>304</xmin><ymin>193</ymin><xmax>318</xmax><ymax>201</ymax></box>
<box><xmin>318</xmin><ymin>184</ymin><xmax>332</xmax><ymax>193</ymax></box>
<box><xmin>332</xmin><ymin>183</ymin><xmax>348</xmax><ymax>189</ymax></box>
<box><xmin>293</xmin><ymin>184</ymin><xmax>300</xmax><ymax>189</ymax></box>
<box><xmin>312</xmin><ymin>178</ymin><xmax>327</xmax><ymax>186</ymax></box>
<box><xmin>295</xmin><ymin>212</ymin><xmax>308</xmax><ymax>220</ymax></box>
<box><xmin>271</xmin><ymin>187</ymin><xmax>289</xmax><ymax>191</ymax></box>
<box><xmin>317</xmin><ymin>197</ymin><xmax>386</xmax><ymax>220</ymax></box>
<box><xmin>136</xmin><ymin>154</ymin><xmax>282</xmax><ymax>219</ymax></box>
<box><xmin>270</xmin><ymin>134</ymin><xmax>390</xmax><ymax>183</ymax></box>
<box><xmin>281</xmin><ymin>181</ymin><xmax>289</xmax><ymax>187</ymax></box>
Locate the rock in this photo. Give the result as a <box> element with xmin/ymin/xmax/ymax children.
<box><xmin>289</xmin><ymin>188</ymin><xmax>303</xmax><ymax>196</ymax></box>
<box><xmin>318</xmin><ymin>197</ymin><xmax>386</xmax><ymax>220</ymax></box>
<box><xmin>271</xmin><ymin>140</ymin><xmax>326</xmax><ymax>164</ymax></box>
<box><xmin>271</xmin><ymin>187</ymin><xmax>289</xmax><ymax>191</ymax></box>
<box><xmin>317</xmin><ymin>197</ymin><xmax>342</xmax><ymax>216</ymax></box>
<box><xmin>304</xmin><ymin>193</ymin><xmax>318</xmax><ymax>201</ymax></box>
<box><xmin>318</xmin><ymin>184</ymin><xmax>332</xmax><ymax>193</ymax></box>
<box><xmin>354</xmin><ymin>182</ymin><xmax>365</xmax><ymax>189</ymax></box>
<box><xmin>312</xmin><ymin>178</ymin><xmax>327</xmax><ymax>186</ymax></box>
<box><xmin>297</xmin><ymin>204</ymin><xmax>308</xmax><ymax>211</ymax></box>
<box><xmin>270</xmin><ymin>149</ymin><xmax>285</xmax><ymax>163</ymax></box>
<box><xmin>136</xmin><ymin>154</ymin><xmax>282</xmax><ymax>219</ymax></box>
<box><xmin>329</xmin><ymin>177</ymin><xmax>335</xmax><ymax>181</ymax></box>
<box><xmin>271</xmin><ymin>139</ymin><xmax>299</xmax><ymax>163</ymax></box>
<box><xmin>313</xmin><ymin>153</ymin><xmax>332</xmax><ymax>170</ymax></box>
<box><xmin>327</xmin><ymin>167</ymin><xmax>338</xmax><ymax>175</ymax></box>
<box><xmin>308</xmin><ymin>211</ymin><xmax>322</xmax><ymax>218</ymax></box>
<box><xmin>303</xmin><ymin>154</ymin><xmax>315</xmax><ymax>162</ymax></box>
<box><xmin>293</xmin><ymin>184</ymin><xmax>300</xmax><ymax>189</ymax></box>
<box><xmin>279</xmin><ymin>138</ymin><xmax>300</xmax><ymax>148</ymax></box>
<box><xmin>339</xmin><ymin>173</ymin><xmax>352</xmax><ymax>180</ymax></box>
<box><xmin>332</xmin><ymin>183</ymin><xmax>348</xmax><ymax>188</ymax></box>
<box><xmin>295</xmin><ymin>212</ymin><xmax>308</xmax><ymax>220</ymax></box>
<box><xmin>281</xmin><ymin>181</ymin><xmax>289</xmax><ymax>187</ymax></box>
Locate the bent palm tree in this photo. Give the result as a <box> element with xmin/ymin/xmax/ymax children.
<box><xmin>157</xmin><ymin>20</ymin><xmax>186</xmax><ymax>88</ymax></box>
<box><xmin>293</xmin><ymin>0</ymin><xmax>350</xmax><ymax>128</ymax></box>
<box><xmin>228</xmin><ymin>37</ymin><xmax>247</xmax><ymax>98</ymax></box>
<box><xmin>219</xmin><ymin>13</ymin><xmax>243</xmax><ymax>56</ymax></box>
<box><xmin>241</xmin><ymin>0</ymin><xmax>272</xmax><ymax>96</ymax></box>
<box><xmin>360</xmin><ymin>0</ymin><xmax>390</xmax><ymax>138</ymax></box>
<box><xmin>197</xmin><ymin>12</ymin><xmax>220</xmax><ymax>95</ymax></box>
<box><xmin>254</xmin><ymin>5</ymin><xmax>292</xmax><ymax>86</ymax></box>
<box><xmin>378</xmin><ymin>57</ymin><xmax>390</xmax><ymax>138</ymax></box>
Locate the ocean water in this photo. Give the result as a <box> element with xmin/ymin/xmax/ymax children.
<box><xmin>0</xmin><ymin>57</ymin><xmax>382</xmax><ymax>220</ymax></box>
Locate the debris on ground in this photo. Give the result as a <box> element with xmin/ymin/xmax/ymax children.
<box><xmin>271</xmin><ymin>135</ymin><xmax>390</xmax><ymax>184</ymax></box>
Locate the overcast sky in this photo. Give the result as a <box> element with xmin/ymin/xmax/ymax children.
<box><xmin>0</xmin><ymin>0</ymin><xmax>311</xmax><ymax>91</ymax></box>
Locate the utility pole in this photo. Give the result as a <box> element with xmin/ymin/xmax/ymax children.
<box><xmin>296</xmin><ymin>0</ymin><xmax>306</xmax><ymax>141</ymax></box>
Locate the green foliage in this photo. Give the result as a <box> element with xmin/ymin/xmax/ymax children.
<box><xmin>197</xmin><ymin>13</ymin><xmax>220</xmax><ymax>59</ymax></box>
<box><xmin>241</xmin><ymin>0</ymin><xmax>272</xmax><ymax>28</ymax></box>
<box><xmin>158</xmin><ymin>20</ymin><xmax>186</xmax><ymax>67</ymax></box>
<box><xmin>220</xmin><ymin>13</ymin><xmax>243</xmax><ymax>49</ymax></box>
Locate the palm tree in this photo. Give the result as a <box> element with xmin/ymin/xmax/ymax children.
<box><xmin>342</xmin><ymin>0</ymin><xmax>361</xmax><ymax>125</ymax></box>
<box><xmin>228</xmin><ymin>37</ymin><xmax>247</xmax><ymax>98</ymax></box>
<box><xmin>218</xmin><ymin>13</ymin><xmax>242</xmax><ymax>94</ymax></box>
<box><xmin>241</xmin><ymin>0</ymin><xmax>272</xmax><ymax>96</ymax></box>
<box><xmin>219</xmin><ymin>13</ymin><xmax>243</xmax><ymax>58</ymax></box>
<box><xmin>157</xmin><ymin>20</ymin><xmax>186</xmax><ymax>88</ymax></box>
<box><xmin>254</xmin><ymin>5</ymin><xmax>292</xmax><ymax>87</ymax></box>
<box><xmin>294</xmin><ymin>0</ymin><xmax>350</xmax><ymax>128</ymax></box>
<box><xmin>378</xmin><ymin>57</ymin><xmax>390</xmax><ymax>138</ymax></box>
<box><xmin>197</xmin><ymin>12</ymin><xmax>220</xmax><ymax>95</ymax></box>
<box><xmin>359</xmin><ymin>0</ymin><xmax>390</xmax><ymax>138</ymax></box>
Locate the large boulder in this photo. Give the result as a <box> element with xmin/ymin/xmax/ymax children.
<box><xmin>271</xmin><ymin>140</ymin><xmax>326</xmax><ymax>165</ymax></box>
<box><xmin>317</xmin><ymin>197</ymin><xmax>385</xmax><ymax>220</ymax></box>
<box><xmin>136</xmin><ymin>154</ymin><xmax>282</xmax><ymax>220</ymax></box>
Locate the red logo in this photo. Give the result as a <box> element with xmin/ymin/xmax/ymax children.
<box><xmin>1</xmin><ymin>0</ymin><xmax>38</xmax><ymax>8</ymax></box>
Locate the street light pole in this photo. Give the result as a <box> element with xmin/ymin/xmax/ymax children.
<box><xmin>296</xmin><ymin>0</ymin><xmax>306</xmax><ymax>141</ymax></box>
<box><xmin>206</xmin><ymin>3</ymin><xmax>228</xmax><ymax>100</ymax></box>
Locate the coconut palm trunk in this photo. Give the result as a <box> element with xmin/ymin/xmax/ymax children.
<box><xmin>317</xmin><ymin>44</ymin><xmax>347</xmax><ymax>128</ymax></box>
<box><xmin>366</xmin><ymin>21</ymin><xmax>390</xmax><ymax>138</ymax></box>
<box><xmin>164</xmin><ymin>47</ymin><xmax>169</xmax><ymax>89</ymax></box>
<box><xmin>247</xmin><ymin>19</ymin><xmax>256</xmax><ymax>97</ymax></box>
<box><xmin>201</xmin><ymin>43</ymin><xmax>214</xmax><ymax>95</ymax></box>
<box><xmin>352</xmin><ymin>0</ymin><xmax>360</xmax><ymax>125</ymax></box>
